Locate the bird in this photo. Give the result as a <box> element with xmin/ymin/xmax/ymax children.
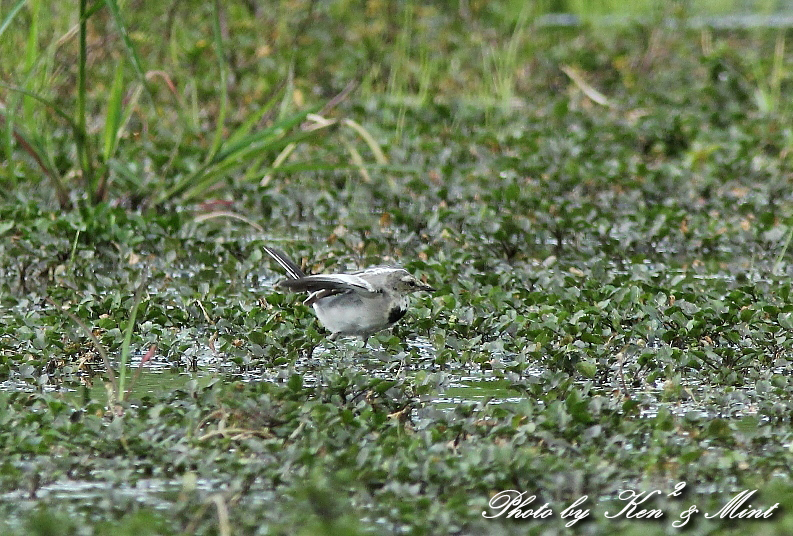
<box><xmin>263</xmin><ymin>246</ymin><xmax>435</xmax><ymax>344</ymax></box>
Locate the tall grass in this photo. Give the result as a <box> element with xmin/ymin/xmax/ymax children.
<box><xmin>2</xmin><ymin>0</ymin><xmax>791</xmax><ymax>209</ymax></box>
<box><xmin>1</xmin><ymin>0</ymin><xmax>146</xmax><ymax>206</ymax></box>
<box><xmin>2</xmin><ymin>1</ymin><xmax>386</xmax><ymax>208</ymax></box>
<box><xmin>483</xmin><ymin>1</ymin><xmax>534</xmax><ymax>105</ymax></box>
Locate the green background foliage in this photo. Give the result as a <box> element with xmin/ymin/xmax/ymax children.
<box><xmin>2</xmin><ymin>1</ymin><xmax>793</xmax><ymax>534</ymax></box>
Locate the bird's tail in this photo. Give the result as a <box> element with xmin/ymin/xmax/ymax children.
<box><xmin>263</xmin><ymin>246</ymin><xmax>306</xmax><ymax>280</ymax></box>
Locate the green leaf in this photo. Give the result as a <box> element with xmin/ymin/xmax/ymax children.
<box><xmin>575</xmin><ymin>360</ymin><xmax>597</xmax><ymax>378</ymax></box>
<box><xmin>779</xmin><ymin>312</ymin><xmax>793</xmax><ymax>330</ymax></box>
<box><xmin>288</xmin><ymin>374</ymin><xmax>303</xmax><ymax>392</ymax></box>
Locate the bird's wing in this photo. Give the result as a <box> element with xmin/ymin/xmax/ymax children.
<box><xmin>277</xmin><ymin>273</ymin><xmax>378</xmax><ymax>294</ymax></box>
<box><xmin>263</xmin><ymin>246</ymin><xmax>306</xmax><ymax>280</ymax></box>
<box><xmin>303</xmin><ymin>288</ymin><xmax>340</xmax><ymax>306</ymax></box>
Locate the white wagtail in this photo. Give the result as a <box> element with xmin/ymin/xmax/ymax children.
<box><xmin>264</xmin><ymin>246</ymin><xmax>435</xmax><ymax>344</ymax></box>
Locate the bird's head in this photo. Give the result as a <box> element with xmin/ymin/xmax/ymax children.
<box><xmin>392</xmin><ymin>270</ymin><xmax>436</xmax><ymax>294</ymax></box>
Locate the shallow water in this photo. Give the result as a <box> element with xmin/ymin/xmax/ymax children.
<box><xmin>0</xmin><ymin>323</ymin><xmax>782</xmax><ymax>525</ymax></box>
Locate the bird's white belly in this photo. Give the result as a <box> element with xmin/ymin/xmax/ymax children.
<box><xmin>312</xmin><ymin>293</ymin><xmax>391</xmax><ymax>336</ymax></box>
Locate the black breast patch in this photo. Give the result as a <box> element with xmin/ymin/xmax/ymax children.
<box><xmin>388</xmin><ymin>306</ymin><xmax>407</xmax><ymax>324</ymax></box>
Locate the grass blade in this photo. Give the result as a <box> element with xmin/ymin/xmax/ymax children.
<box><xmin>0</xmin><ymin>82</ymin><xmax>81</xmax><ymax>130</ymax></box>
<box><xmin>224</xmin><ymin>85</ymin><xmax>286</xmax><ymax>148</ymax></box>
<box><xmin>211</xmin><ymin>107</ymin><xmax>316</xmax><ymax>163</ymax></box>
<box><xmin>0</xmin><ymin>0</ymin><xmax>26</xmax><ymax>40</ymax></box>
<box><xmin>102</xmin><ymin>62</ymin><xmax>125</xmax><ymax>162</ymax></box>
<box><xmin>261</xmin><ymin>142</ymin><xmax>297</xmax><ymax>186</ymax></box>
<box><xmin>156</xmin><ymin>107</ymin><xmax>316</xmax><ymax>204</ymax></box>
<box><xmin>342</xmin><ymin>138</ymin><xmax>370</xmax><ymax>182</ymax></box>
<box><xmin>207</xmin><ymin>0</ymin><xmax>228</xmax><ymax>161</ymax></box>
<box><xmin>102</xmin><ymin>0</ymin><xmax>150</xmax><ymax>96</ymax></box>
<box><xmin>117</xmin><ymin>270</ymin><xmax>149</xmax><ymax>402</ymax></box>
<box><xmin>342</xmin><ymin>118</ymin><xmax>388</xmax><ymax>164</ymax></box>
<box><xmin>0</xmin><ymin>114</ymin><xmax>70</xmax><ymax>207</ymax></box>
<box><xmin>77</xmin><ymin>0</ymin><xmax>96</xmax><ymax>200</ymax></box>
<box><xmin>773</xmin><ymin>226</ymin><xmax>793</xmax><ymax>276</ymax></box>
<box><xmin>175</xmin><ymin>128</ymin><xmax>324</xmax><ymax>202</ymax></box>
<box><xmin>22</xmin><ymin>0</ymin><xmax>41</xmax><ymax>123</ymax></box>
<box><xmin>126</xmin><ymin>344</ymin><xmax>156</xmax><ymax>400</ymax></box>
<box><xmin>49</xmin><ymin>298</ymin><xmax>119</xmax><ymax>406</ymax></box>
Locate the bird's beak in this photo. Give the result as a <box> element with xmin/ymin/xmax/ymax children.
<box><xmin>420</xmin><ymin>282</ymin><xmax>436</xmax><ymax>292</ymax></box>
